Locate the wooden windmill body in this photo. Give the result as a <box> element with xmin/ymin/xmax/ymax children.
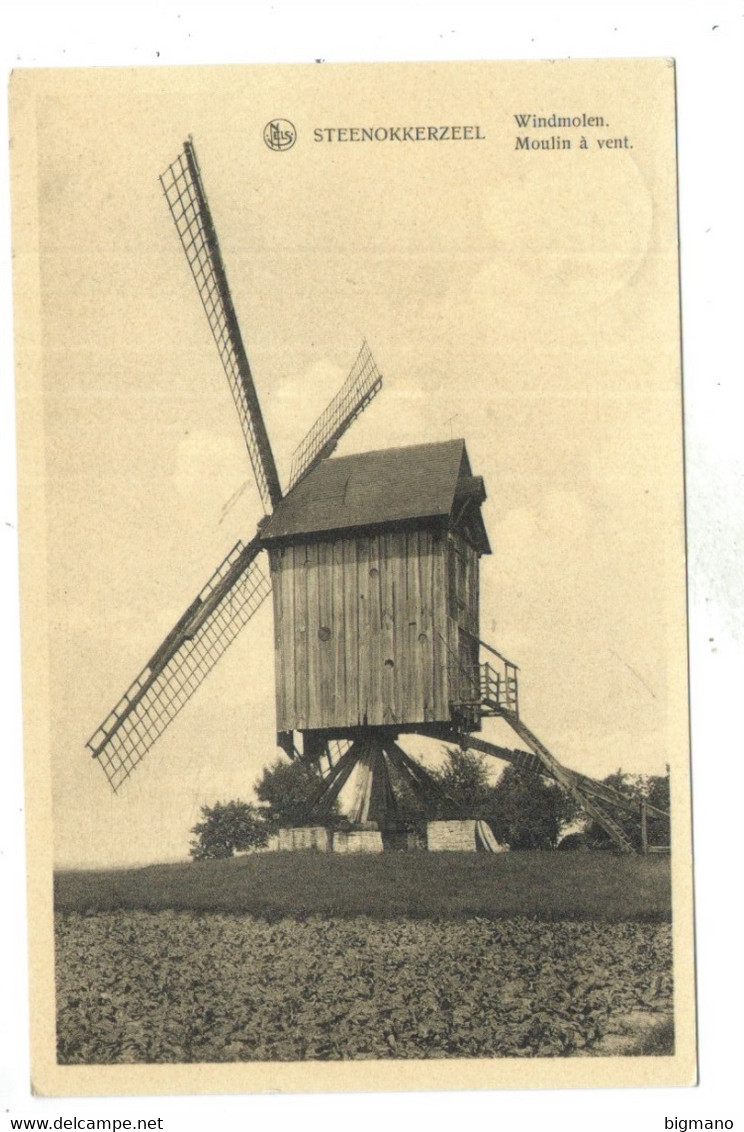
<box><xmin>262</xmin><ymin>439</ymin><xmax>488</xmax><ymax>736</ymax></box>
<box><xmin>87</xmin><ymin>140</ymin><xmax>667</xmax><ymax>853</ymax></box>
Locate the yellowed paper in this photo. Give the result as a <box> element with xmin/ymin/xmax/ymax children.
<box><xmin>10</xmin><ymin>58</ymin><xmax>694</xmax><ymax>1094</ymax></box>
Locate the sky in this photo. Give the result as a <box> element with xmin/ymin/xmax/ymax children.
<box><xmin>14</xmin><ymin>60</ymin><xmax>686</xmax><ymax>868</ymax></box>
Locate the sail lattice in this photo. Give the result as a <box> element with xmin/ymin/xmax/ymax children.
<box><xmin>160</xmin><ymin>141</ymin><xmax>282</xmax><ymax>511</ymax></box>
<box><xmin>288</xmin><ymin>341</ymin><xmax>382</xmax><ymax>490</ymax></box>
<box><xmin>87</xmin><ymin>542</ymin><xmax>271</xmax><ymax>792</ymax></box>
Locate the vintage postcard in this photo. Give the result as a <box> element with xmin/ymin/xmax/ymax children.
<box><xmin>10</xmin><ymin>58</ymin><xmax>695</xmax><ymax>1095</ymax></box>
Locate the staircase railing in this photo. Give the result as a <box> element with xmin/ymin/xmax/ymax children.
<box><xmin>442</xmin><ymin>633</ymin><xmax>520</xmax><ymax>720</ymax></box>
<box><xmin>478</xmin><ymin>659</ymin><xmax>519</xmax><ymax>716</ymax></box>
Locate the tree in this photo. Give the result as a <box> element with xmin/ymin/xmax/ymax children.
<box><xmin>189</xmin><ymin>799</ymin><xmax>269</xmax><ymax>860</ymax></box>
<box><xmin>254</xmin><ymin>757</ymin><xmax>331</xmax><ymax>828</ymax></box>
<box><xmin>489</xmin><ymin>766</ymin><xmax>578</xmax><ymax>850</ymax></box>
<box><xmin>431</xmin><ymin>748</ymin><xmax>578</xmax><ymax>849</ymax></box>
<box><xmin>646</xmin><ymin>768</ymin><xmax>671</xmax><ymax>813</ymax></box>
<box><xmin>430</xmin><ymin>747</ymin><xmax>493</xmax><ymax>816</ymax></box>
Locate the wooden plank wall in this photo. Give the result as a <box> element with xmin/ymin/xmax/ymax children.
<box><xmin>269</xmin><ymin>529</ymin><xmax>451</xmax><ymax>731</ymax></box>
<box><xmin>446</xmin><ymin>532</ymin><xmax>481</xmax><ymax>704</ymax></box>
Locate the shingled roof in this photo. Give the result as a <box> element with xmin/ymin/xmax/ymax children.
<box><xmin>259</xmin><ymin>439</ymin><xmax>490</xmax><ymax>552</ymax></box>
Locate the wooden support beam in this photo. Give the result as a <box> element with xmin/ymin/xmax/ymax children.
<box><xmin>348</xmin><ymin>740</ymin><xmax>374</xmax><ymax>825</ymax></box>
<box><xmin>383</xmin><ymin>741</ymin><xmax>423</xmax><ymax>801</ymax></box>
<box><xmin>311</xmin><ymin>740</ymin><xmax>361</xmax><ymax>815</ymax></box>
<box><xmin>460</xmin><ymin>733</ymin><xmax>543</xmax><ymax>775</ymax></box>
<box><xmin>381</xmin><ymin>749</ymin><xmax>399</xmax><ymax>824</ymax></box>
<box><xmin>385</xmin><ymin>740</ymin><xmax>461</xmax><ymax>814</ymax></box>
<box><xmin>368</xmin><ymin>743</ymin><xmax>398</xmax><ymax>828</ymax></box>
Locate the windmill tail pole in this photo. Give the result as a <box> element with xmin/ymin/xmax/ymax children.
<box><xmin>460</xmin><ymin>725</ymin><xmax>638</xmax><ymax>854</ymax></box>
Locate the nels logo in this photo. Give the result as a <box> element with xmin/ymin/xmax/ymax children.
<box><xmin>263</xmin><ymin>119</ymin><xmax>297</xmax><ymax>152</ymax></box>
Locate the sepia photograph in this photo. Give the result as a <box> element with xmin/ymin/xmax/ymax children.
<box><xmin>10</xmin><ymin>56</ymin><xmax>696</xmax><ymax>1096</ymax></box>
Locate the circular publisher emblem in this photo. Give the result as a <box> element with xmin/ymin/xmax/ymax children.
<box><xmin>263</xmin><ymin>119</ymin><xmax>296</xmax><ymax>151</ymax></box>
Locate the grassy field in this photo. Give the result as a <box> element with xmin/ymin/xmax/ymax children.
<box><xmin>55</xmin><ymin>850</ymin><xmax>671</xmax><ymax>922</ymax></box>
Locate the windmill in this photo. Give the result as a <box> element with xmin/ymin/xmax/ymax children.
<box><xmin>87</xmin><ymin>139</ymin><xmax>669</xmax><ymax>854</ymax></box>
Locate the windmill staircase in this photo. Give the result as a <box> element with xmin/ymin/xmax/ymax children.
<box><xmin>448</xmin><ymin>639</ymin><xmax>669</xmax><ymax>854</ymax></box>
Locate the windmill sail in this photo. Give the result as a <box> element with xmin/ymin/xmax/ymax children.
<box><xmin>87</xmin><ymin>540</ymin><xmax>271</xmax><ymax>792</ymax></box>
<box><xmin>288</xmin><ymin>340</ymin><xmax>382</xmax><ymax>491</ymax></box>
<box><xmin>160</xmin><ymin>140</ymin><xmax>282</xmax><ymax>511</ymax></box>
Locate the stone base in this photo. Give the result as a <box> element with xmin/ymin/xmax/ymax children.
<box><xmin>426</xmin><ymin>819</ymin><xmax>505</xmax><ymax>852</ymax></box>
<box><xmin>332</xmin><ymin>829</ymin><xmax>384</xmax><ymax>854</ymax></box>
<box><xmin>276</xmin><ymin>826</ymin><xmax>332</xmax><ymax>852</ymax></box>
<box><xmin>267</xmin><ymin>823</ymin><xmax>502</xmax><ymax>853</ymax></box>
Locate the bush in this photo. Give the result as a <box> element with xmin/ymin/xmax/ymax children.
<box><xmin>489</xmin><ymin>766</ymin><xmax>578</xmax><ymax>850</ymax></box>
<box><xmin>189</xmin><ymin>800</ymin><xmax>268</xmax><ymax>860</ymax></box>
<box><xmin>254</xmin><ymin>757</ymin><xmax>332</xmax><ymax>828</ymax></box>
<box><xmin>556</xmin><ymin>832</ymin><xmax>589</xmax><ymax>852</ymax></box>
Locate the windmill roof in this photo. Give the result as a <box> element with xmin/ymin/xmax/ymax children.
<box><xmin>260</xmin><ymin>439</ymin><xmax>489</xmax><ymax>550</ymax></box>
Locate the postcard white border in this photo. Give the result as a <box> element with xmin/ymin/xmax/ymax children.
<box><xmin>2</xmin><ymin>3</ymin><xmax>743</xmax><ymax>1129</ymax></box>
